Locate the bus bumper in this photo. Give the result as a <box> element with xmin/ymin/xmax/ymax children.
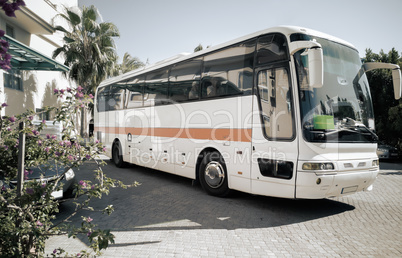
<box><xmin>295</xmin><ymin>168</ymin><xmax>379</xmax><ymax>199</ymax></box>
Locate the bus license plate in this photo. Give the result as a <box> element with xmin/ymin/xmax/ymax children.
<box><xmin>341</xmin><ymin>186</ymin><xmax>358</xmax><ymax>194</ymax></box>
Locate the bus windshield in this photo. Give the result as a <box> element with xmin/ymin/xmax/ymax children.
<box><xmin>294</xmin><ymin>36</ymin><xmax>376</xmax><ymax>143</ymax></box>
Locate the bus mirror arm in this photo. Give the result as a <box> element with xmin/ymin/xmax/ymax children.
<box><xmin>363</xmin><ymin>62</ymin><xmax>402</xmax><ymax>100</ymax></box>
<box><xmin>289</xmin><ymin>41</ymin><xmax>324</xmax><ymax>89</ymax></box>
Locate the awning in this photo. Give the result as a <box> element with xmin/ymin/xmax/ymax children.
<box><xmin>2</xmin><ymin>34</ymin><xmax>69</xmax><ymax>72</ymax></box>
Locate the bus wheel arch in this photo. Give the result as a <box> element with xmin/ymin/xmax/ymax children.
<box><xmin>112</xmin><ymin>139</ymin><xmax>125</xmax><ymax>168</ymax></box>
<box><xmin>197</xmin><ymin>148</ymin><xmax>230</xmax><ymax>197</ymax></box>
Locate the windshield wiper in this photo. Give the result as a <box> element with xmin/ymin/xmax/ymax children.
<box><xmin>303</xmin><ymin>117</ymin><xmax>378</xmax><ymax>142</ymax></box>
<box><xmin>340</xmin><ymin>117</ymin><xmax>378</xmax><ymax>142</ymax></box>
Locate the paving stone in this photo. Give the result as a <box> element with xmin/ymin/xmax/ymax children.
<box><xmin>45</xmin><ymin>161</ymin><xmax>402</xmax><ymax>257</ymax></box>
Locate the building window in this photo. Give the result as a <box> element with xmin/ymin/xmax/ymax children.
<box><xmin>4</xmin><ymin>69</ymin><xmax>23</xmax><ymax>91</ymax></box>
<box><xmin>36</xmin><ymin>108</ymin><xmax>50</xmax><ymax>121</ymax></box>
<box><xmin>6</xmin><ymin>24</ymin><xmax>14</xmax><ymax>38</ymax></box>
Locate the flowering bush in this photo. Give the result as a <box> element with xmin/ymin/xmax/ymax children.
<box><xmin>0</xmin><ymin>87</ymin><xmax>136</xmax><ymax>256</ymax></box>
<box><xmin>0</xmin><ymin>0</ymin><xmax>26</xmax><ymax>70</ymax></box>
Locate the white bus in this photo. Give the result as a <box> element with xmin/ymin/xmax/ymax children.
<box><xmin>94</xmin><ymin>26</ymin><xmax>401</xmax><ymax>199</ymax></box>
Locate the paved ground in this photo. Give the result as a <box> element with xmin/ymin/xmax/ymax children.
<box><xmin>45</xmin><ymin>159</ymin><xmax>402</xmax><ymax>257</ymax></box>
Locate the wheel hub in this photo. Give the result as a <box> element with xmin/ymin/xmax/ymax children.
<box><xmin>204</xmin><ymin>161</ymin><xmax>225</xmax><ymax>188</ymax></box>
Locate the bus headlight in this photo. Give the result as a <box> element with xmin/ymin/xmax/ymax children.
<box><xmin>302</xmin><ymin>162</ymin><xmax>334</xmax><ymax>170</ymax></box>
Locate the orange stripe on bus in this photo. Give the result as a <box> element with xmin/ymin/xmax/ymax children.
<box><xmin>94</xmin><ymin>127</ymin><xmax>252</xmax><ymax>142</ymax></box>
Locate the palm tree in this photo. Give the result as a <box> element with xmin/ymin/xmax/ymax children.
<box><xmin>194</xmin><ymin>44</ymin><xmax>203</xmax><ymax>52</ymax></box>
<box><xmin>113</xmin><ymin>52</ymin><xmax>144</xmax><ymax>76</ymax></box>
<box><xmin>53</xmin><ymin>5</ymin><xmax>119</xmax><ymax>136</ymax></box>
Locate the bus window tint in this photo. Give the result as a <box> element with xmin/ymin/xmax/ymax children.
<box><xmin>144</xmin><ymin>69</ymin><xmax>169</xmax><ymax>106</ymax></box>
<box><xmin>201</xmin><ymin>40</ymin><xmax>255</xmax><ymax>98</ymax></box>
<box><xmin>169</xmin><ymin>58</ymin><xmax>202</xmax><ymax>102</ymax></box>
<box><xmin>108</xmin><ymin>84</ymin><xmax>126</xmax><ymax>110</ymax></box>
<box><xmin>257</xmin><ymin>34</ymin><xmax>289</xmax><ymax>65</ymax></box>
<box><xmin>126</xmin><ymin>76</ymin><xmax>145</xmax><ymax>108</ymax></box>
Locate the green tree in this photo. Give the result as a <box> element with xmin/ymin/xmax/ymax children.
<box><xmin>194</xmin><ymin>43</ymin><xmax>203</xmax><ymax>52</ymax></box>
<box><xmin>363</xmin><ymin>48</ymin><xmax>402</xmax><ymax>151</ymax></box>
<box><xmin>52</xmin><ymin>5</ymin><xmax>119</xmax><ymax>136</ymax></box>
<box><xmin>113</xmin><ymin>52</ymin><xmax>144</xmax><ymax>76</ymax></box>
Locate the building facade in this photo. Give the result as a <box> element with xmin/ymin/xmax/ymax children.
<box><xmin>0</xmin><ymin>0</ymin><xmax>78</xmax><ymax>119</ymax></box>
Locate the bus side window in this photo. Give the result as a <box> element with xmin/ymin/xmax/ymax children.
<box><xmin>201</xmin><ymin>39</ymin><xmax>255</xmax><ymax>98</ymax></box>
<box><xmin>169</xmin><ymin>58</ymin><xmax>202</xmax><ymax>102</ymax></box>
<box><xmin>96</xmin><ymin>86</ymin><xmax>109</xmax><ymax>112</ymax></box>
<box><xmin>126</xmin><ymin>84</ymin><xmax>143</xmax><ymax>108</ymax></box>
<box><xmin>145</xmin><ymin>69</ymin><xmax>169</xmax><ymax>106</ymax></box>
<box><xmin>256</xmin><ymin>33</ymin><xmax>289</xmax><ymax>65</ymax></box>
<box><xmin>108</xmin><ymin>85</ymin><xmax>125</xmax><ymax>110</ymax></box>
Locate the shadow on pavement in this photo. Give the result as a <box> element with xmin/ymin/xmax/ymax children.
<box><xmin>56</xmin><ymin>160</ymin><xmax>355</xmax><ymax>234</ymax></box>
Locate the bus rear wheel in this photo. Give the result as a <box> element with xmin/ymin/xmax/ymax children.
<box><xmin>199</xmin><ymin>151</ymin><xmax>230</xmax><ymax>197</ymax></box>
<box><xmin>112</xmin><ymin>141</ymin><xmax>124</xmax><ymax>168</ymax></box>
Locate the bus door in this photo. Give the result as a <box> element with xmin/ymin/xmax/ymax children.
<box><xmin>250</xmin><ymin>67</ymin><xmax>298</xmax><ymax>198</ymax></box>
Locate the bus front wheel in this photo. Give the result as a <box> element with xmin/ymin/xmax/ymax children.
<box><xmin>199</xmin><ymin>151</ymin><xmax>230</xmax><ymax>197</ymax></box>
<box><xmin>112</xmin><ymin>141</ymin><xmax>124</xmax><ymax>168</ymax></box>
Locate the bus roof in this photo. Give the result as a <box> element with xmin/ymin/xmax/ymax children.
<box><xmin>99</xmin><ymin>26</ymin><xmax>356</xmax><ymax>88</ymax></box>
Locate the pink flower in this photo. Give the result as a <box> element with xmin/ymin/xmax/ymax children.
<box><xmin>88</xmin><ymin>94</ymin><xmax>94</xmax><ymax>99</ymax></box>
<box><xmin>53</xmin><ymin>249</ymin><xmax>57</xmax><ymax>254</ymax></box>
<box><xmin>24</xmin><ymin>169</ymin><xmax>29</xmax><ymax>180</ymax></box>
<box><xmin>53</xmin><ymin>89</ymin><xmax>59</xmax><ymax>94</ymax></box>
<box><xmin>8</xmin><ymin>116</ymin><xmax>16</xmax><ymax>122</ymax></box>
<box><xmin>85</xmin><ymin>154</ymin><xmax>91</xmax><ymax>160</ymax></box>
<box><xmin>38</xmin><ymin>140</ymin><xmax>42</xmax><ymax>146</ymax></box>
<box><xmin>32</xmin><ymin>130</ymin><xmax>39</xmax><ymax>136</ymax></box>
<box><xmin>86</xmin><ymin>217</ymin><xmax>93</xmax><ymax>223</ymax></box>
<box><xmin>44</xmin><ymin>147</ymin><xmax>50</xmax><ymax>153</ymax></box>
<box><xmin>67</xmin><ymin>87</ymin><xmax>72</xmax><ymax>93</ymax></box>
<box><xmin>75</xmin><ymin>92</ymin><xmax>84</xmax><ymax>98</ymax></box>
<box><xmin>1</xmin><ymin>102</ymin><xmax>7</xmax><ymax>107</ymax></box>
<box><xmin>77</xmin><ymin>86</ymin><xmax>83</xmax><ymax>92</ymax></box>
<box><xmin>79</xmin><ymin>180</ymin><xmax>87</xmax><ymax>188</ymax></box>
<box><xmin>36</xmin><ymin>220</ymin><xmax>43</xmax><ymax>227</ymax></box>
<box><xmin>68</xmin><ymin>155</ymin><xmax>74</xmax><ymax>161</ymax></box>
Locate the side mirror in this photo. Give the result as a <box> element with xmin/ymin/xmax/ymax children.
<box><xmin>289</xmin><ymin>41</ymin><xmax>324</xmax><ymax>89</ymax></box>
<box><xmin>364</xmin><ymin>62</ymin><xmax>402</xmax><ymax>100</ymax></box>
<box><xmin>307</xmin><ymin>47</ymin><xmax>324</xmax><ymax>88</ymax></box>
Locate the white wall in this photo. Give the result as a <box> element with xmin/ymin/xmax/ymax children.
<box><xmin>0</xmin><ymin>0</ymin><xmax>78</xmax><ymax>117</ymax></box>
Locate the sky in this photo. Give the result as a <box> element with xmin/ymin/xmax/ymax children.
<box><xmin>78</xmin><ymin>0</ymin><xmax>402</xmax><ymax>65</ymax></box>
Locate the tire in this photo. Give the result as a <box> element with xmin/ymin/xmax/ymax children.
<box><xmin>199</xmin><ymin>151</ymin><xmax>230</xmax><ymax>197</ymax></box>
<box><xmin>112</xmin><ymin>141</ymin><xmax>125</xmax><ymax>168</ymax></box>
